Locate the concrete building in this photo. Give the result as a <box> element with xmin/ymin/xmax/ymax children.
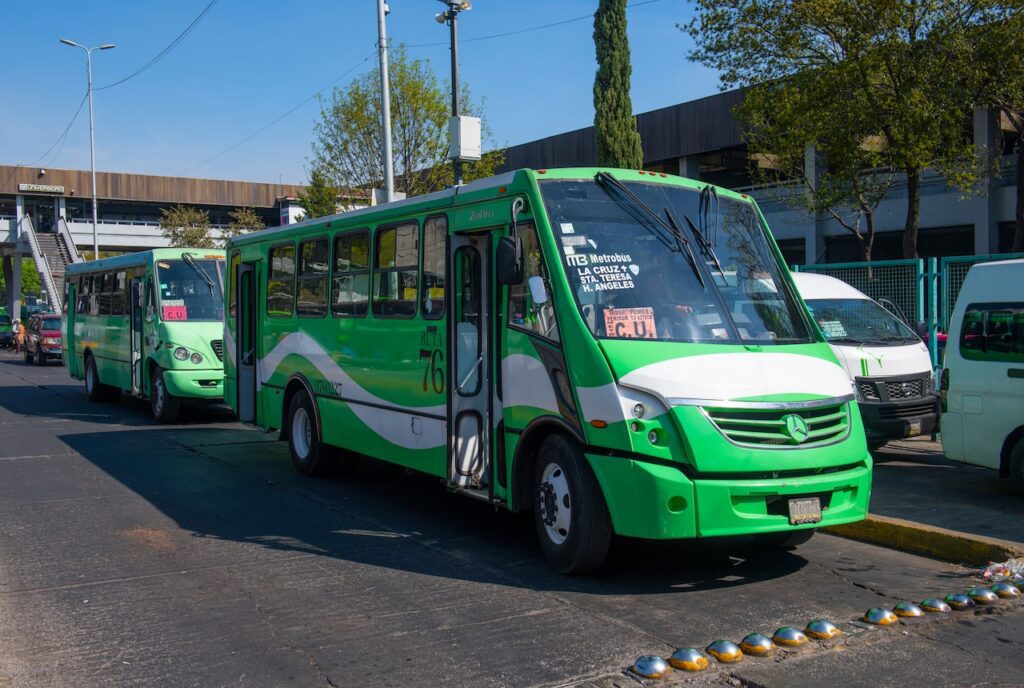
<box><xmin>0</xmin><ymin>165</ymin><xmax>311</xmax><ymax>318</ymax></box>
<box><xmin>497</xmin><ymin>89</ymin><xmax>1022</xmax><ymax>266</ymax></box>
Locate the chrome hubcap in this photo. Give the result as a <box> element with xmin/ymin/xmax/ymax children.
<box><xmin>539</xmin><ymin>462</ymin><xmax>571</xmax><ymax>545</ymax></box>
<box><xmin>293</xmin><ymin>407</ymin><xmax>311</xmax><ymax>459</ymax></box>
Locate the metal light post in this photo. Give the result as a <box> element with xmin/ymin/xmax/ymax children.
<box><xmin>435</xmin><ymin>1</ymin><xmax>471</xmax><ymax>186</ymax></box>
<box><xmin>61</xmin><ymin>38</ymin><xmax>115</xmax><ymax>260</ymax></box>
<box><xmin>377</xmin><ymin>0</ymin><xmax>395</xmax><ymax>203</ymax></box>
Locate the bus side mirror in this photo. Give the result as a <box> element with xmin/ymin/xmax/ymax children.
<box><xmin>915</xmin><ymin>321</ymin><xmax>928</xmax><ymax>338</ymax></box>
<box><xmin>497</xmin><ymin>236</ymin><xmax>523</xmax><ymax>285</ymax></box>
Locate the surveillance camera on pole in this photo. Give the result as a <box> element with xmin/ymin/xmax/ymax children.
<box><xmin>435</xmin><ymin>0</ymin><xmax>477</xmax><ymax>186</ymax></box>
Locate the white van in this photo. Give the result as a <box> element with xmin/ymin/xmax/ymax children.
<box><xmin>940</xmin><ymin>259</ymin><xmax>1024</xmax><ymax>493</ymax></box>
<box><xmin>792</xmin><ymin>272</ymin><xmax>939</xmax><ymax>450</ymax></box>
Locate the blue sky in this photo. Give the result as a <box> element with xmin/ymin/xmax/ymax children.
<box><xmin>2</xmin><ymin>0</ymin><xmax>720</xmax><ymax>185</ymax></box>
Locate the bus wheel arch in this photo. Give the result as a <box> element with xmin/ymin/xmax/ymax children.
<box><xmin>510</xmin><ymin>417</ymin><xmax>585</xmax><ymax>513</ymax></box>
<box><xmin>281</xmin><ymin>375</ymin><xmax>319</xmax><ymax>442</ymax></box>
<box><xmin>999</xmin><ymin>425</ymin><xmax>1024</xmax><ymax>478</ymax></box>
<box><xmin>282</xmin><ymin>376</ymin><xmax>338</xmax><ymax>477</ymax></box>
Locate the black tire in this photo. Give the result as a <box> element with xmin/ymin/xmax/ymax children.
<box><xmin>34</xmin><ymin>347</ymin><xmax>45</xmax><ymax>366</ymax></box>
<box><xmin>23</xmin><ymin>347</ymin><xmax>31</xmax><ymax>364</ymax></box>
<box><xmin>286</xmin><ymin>391</ymin><xmax>338</xmax><ymax>477</ymax></box>
<box><xmin>751</xmin><ymin>529</ymin><xmax>816</xmax><ymax>550</ymax></box>
<box><xmin>84</xmin><ymin>355</ymin><xmax>107</xmax><ymax>402</ymax></box>
<box><xmin>868</xmin><ymin>440</ymin><xmax>888</xmax><ymax>453</ymax></box>
<box><xmin>1009</xmin><ymin>438</ymin><xmax>1024</xmax><ymax>496</ymax></box>
<box><xmin>150</xmin><ymin>367</ymin><xmax>180</xmax><ymax>423</ymax></box>
<box><xmin>532</xmin><ymin>434</ymin><xmax>612</xmax><ymax>575</ymax></box>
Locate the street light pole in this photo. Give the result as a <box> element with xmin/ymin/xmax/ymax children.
<box><xmin>61</xmin><ymin>39</ymin><xmax>115</xmax><ymax>260</ymax></box>
<box><xmin>376</xmin><ymin>0</ymin><xmax>395</xmax><ymax>204</ymax></box>
<box><xmin>436</xmin><ymin>1</ymin><xmax>470</xmax><ymax>187</ymax></box>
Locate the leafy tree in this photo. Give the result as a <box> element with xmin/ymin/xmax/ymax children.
<box><xmin>297</xmin><ymin>167</ymin><xmax>341</xmax><ymax>220</ymax></box>
<box><xmin>0</xmin><ymin>259</ymin><xmax>41</xmax><ymax>301</ymax></box>
<box><xmin>593</xmin><ymin>0</ymin><xmax>643</xmax><ymax>169</ymax></box>
<box><xmin>739</xmin><ymin>72</ymin><xmax>895</xmax><ymax>262</ymax></box>
<box><xmin>160</xmin><ymin>204</ymin><xmax>214</xmax><ymax>249</ymax></box>
<box><xmin>310</xmin><ymin>47</ymin><xmax>504</xmax><ymax>198</ymax></box>
<box><xmin>685</xmin><ymin>0</ymin><xmax>999</xmax><ymax>258</ymax></box>
<box><xmin>227</xmin><ymin>207</ymin><xmax>265</xmax><ymax>242</ymax></box>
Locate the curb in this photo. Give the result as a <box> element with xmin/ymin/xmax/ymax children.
<box><xmin>826</xmin><ymin>514</ymin><xmax>1024</xmax><ymax>565</ymax></box>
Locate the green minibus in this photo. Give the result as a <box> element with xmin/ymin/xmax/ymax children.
<box><xmin>63</xmin><ymin>248</ymin><xmax>226</xmax><ymax>422</ymax></box>
<box><xmin>225</xmin><ymin>168</ymin><xmax>871</xmax><ymax>573</ymax></box>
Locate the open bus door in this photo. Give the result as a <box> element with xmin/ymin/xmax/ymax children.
<box><xmin>236</xmin><ymin>262</ymin><xmax>257</xmax><ymax>423</ymax></box>
<box><xmin>448</xmin><ymin>234</ymin><xmax>491</xmax><ymax>489</ymax></box>
<box><xmin>129</xmin><ymin>279</ymin><xmax>144</xmax><ymax>395</ymax></box>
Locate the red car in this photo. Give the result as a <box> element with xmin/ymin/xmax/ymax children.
<box><xmin>24</xmin><ymin>314</ymin><xmax>62</xmax><ymax>365</ymax></box>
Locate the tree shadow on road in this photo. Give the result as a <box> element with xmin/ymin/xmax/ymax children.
<box><xmin>58</xmin><ymin>426</ymin><xmax>810</xmax><ymax>597</ymax></box>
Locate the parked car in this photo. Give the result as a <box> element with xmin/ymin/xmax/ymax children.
<box><xmin>24</xmin><ymin>313</ymin><xmax>63</xmax><ymax>365</ymax></box>
<box><xmin>792</xmin><ymin>272</ymin><xmax>939</xmax><ymax>451</ymax></box>
<box><xmin>940</xmin><ymin>259</ymin><xmax>1024</xmax><ymax>494</ymax></box>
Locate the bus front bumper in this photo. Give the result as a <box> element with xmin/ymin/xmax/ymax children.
<box><xmin>586</xmin><ymin>452</ymin><xmax>872</xmax><ymax>540</ymax></box>
<box><xmin>163</xmin><ymin>369</ymin><xmax>224</xmax><ymax>400</ymax></box>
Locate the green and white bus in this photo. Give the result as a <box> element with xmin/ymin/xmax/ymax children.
<box><xmin>225</xmin><ymin>168</ymin><xmax>871</xmax><ymax>573</ymax></box>
<box><xmin>63</xmin><ymin>248</ymin><xmax>227</xmax><ymax>422</ymax></box>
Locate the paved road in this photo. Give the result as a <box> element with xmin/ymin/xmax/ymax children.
<box><xmin>0</xmin><ymin>353</ymin><xmax>1021</xmax><ymax>688</ymax></box>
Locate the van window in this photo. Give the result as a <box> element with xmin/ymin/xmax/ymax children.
<box><xmin>960</xmin><ymin>302</ymin><xmax>1024</xmax><ymax>362</ymax></box>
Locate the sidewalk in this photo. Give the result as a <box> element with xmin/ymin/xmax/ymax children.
<box><xmin>826</xmin><ymin>438</ymin><xmax>1024</xmax><ymax>564</ymax></box>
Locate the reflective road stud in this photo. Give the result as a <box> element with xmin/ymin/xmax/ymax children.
<box><xmin>706</xmin><ymin>640</ymin><xmax>744</xmax><ymax>663</ymax></box>
<box><xmin>805</xmin><ymin>620</ymin><xmax>842</xmax><ymax>640</ymax></box>
<box><xmin>944</xmin><ymin>593</ymin><xmax>975</xmax><ymax>610</ymax></box>
<box><xmin>920</xmin><ymin>598</ymin><xmax>952</xmax><ymax>613</ymax></box>
<box><xmin>968</xmin><ymin>587</ymin><xmax>999</xmax><ymax>605</ymax></box>
<box><xmin>893</xmin><ymin>602</ymin><xmax>924</xmax><ymax>618</ymax></box>
<box><xmin>739</xmin><ymin>633</ymin><xmax>775</xmax><ymax>657</ymax></box>
<box><xmin>863</xmin><ymin>608</ymin><xmax>899</xmax><ymax>625</ymax></box>
<box><xmin>668</xmin><ymin>648</ymin><xmax>708</xmax><ymax>672</ymax></box>
<box><xmin>632</xmin><ymin>656</ymin><xmax>670</xmax><ymax>680</ymax></box>
<box><xmin>772</xmin><ymin>627</ymin><xmax>809</xmax><ymax>647</ymax></box>
<box><xmin>991</xmin><ymin>582</ymin><xmax>1021</xmax><ymax>599</ymax></box>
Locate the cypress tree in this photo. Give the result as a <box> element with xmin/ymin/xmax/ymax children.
<box><xmin>593</xmin><ymin>0</ymin><xmax>643</xmax><ymax>169</ymax></box>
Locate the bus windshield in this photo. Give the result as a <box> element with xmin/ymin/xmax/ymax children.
<box><xmin>805</xmin><ymin>298</ymin><xmax>920</xmax><ymax>345</ymax></box>
<box><xmin>540</xmin><ymin>178</ymin><xmax>812</xmax><ymax>344</ymax></box>
<box><xmin>156</xmin><ymin>258</ymin><xmax>225</xmax><ymax>322</ymax></box>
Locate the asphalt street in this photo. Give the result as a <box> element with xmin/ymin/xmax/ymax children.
<box><xmin>0</xmin><ymin>352</ymin><xmax>1022</xmax><ymax>688</ymax></box>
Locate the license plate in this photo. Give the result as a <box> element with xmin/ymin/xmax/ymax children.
<box><xmin>906</xmin><ymin>419</ymin><xmax>922</xmax><ymax>437</ymax></box>
<box><xmin>788</xmin><ymin>497</ymin><xmax>822</xmax><ymax>525</ymax></box>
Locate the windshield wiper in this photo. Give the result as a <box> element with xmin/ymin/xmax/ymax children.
<box><xmin>593</xmin><ymin>171</ymin><xmax>705</xmax><ymax>288</ymax></box>
<box><xmin>682</xmin><ymin>213</ymin><xmax>726</xmax><ymax>278</ymax></box>
<box><xmin>182</xmin><ymin>252</ymin><xmax>216</xmax><ymax>293</ymax></box>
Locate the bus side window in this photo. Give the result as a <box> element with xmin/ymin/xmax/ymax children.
<box><xmin>297</xmin><ymin>237</ymin><xmax>329</xmax><ymax>317</ymax></box>
<box><xmin>508</xmin><ymin>223</ymin><xmax>558</xmax><ymax>341</ymax></box>
<box><xmin>228</xmin><ymin>252</ymin><xmax>240</xmax><ymax>320</ymax></box>
<box><xmin>98</xmin><ymin>273</ymin><xmax>112</xmax><ymax>316</ymax></box>
<box><xmin>373</xmin><ymin>222</ymin><xmax>419</xmax><ymax>318</ymax></box>
<box><xmin>422</xmin><ymin>216</ymin><xmax>446</xmax><ymax>320</ymax></box>
<box><xmin>114</xmin><ymin>271</ymin><xmax>127</xmax><ymax>315</ymax></box>
<box><xmin>332</xmin><ymin>230</ymin><xmax>369</xmax><ymax>317</ymax></box>
<box><xmin>77</xmin><ymin>276</ymin><xmax>90</xmax><ymax>314</ymax></box>
<box><xmin>267</xmin><ymin>243</ymin><xmax>296</xmax><ymax>318</ymax></box>
<box><xmin>146</xmin><ymin>278</ymin><xmax>156</xmax><ymax>321</ymax></box>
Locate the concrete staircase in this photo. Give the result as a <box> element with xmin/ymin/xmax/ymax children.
<box><xmin>20</xmin><ymin>217</ymin><xmax>83</xmax><ymax>312</ymax></box>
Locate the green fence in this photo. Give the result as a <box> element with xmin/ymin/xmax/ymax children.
<box><xmin>940</xmin><ymin>253</ymin><xmax>1024</xmax><ymax>330</ymax></box>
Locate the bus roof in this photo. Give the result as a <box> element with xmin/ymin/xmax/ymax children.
<box><xmin>66</xmin><ymin>247</ymin><xmax>226</xmax><ymax>276</ymax></box>
<box><xmin>228</xmin><ymin>167</ymin><xmax>754</xmax><ymax>249</ymax></box>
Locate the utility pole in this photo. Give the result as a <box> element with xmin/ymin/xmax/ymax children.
<box><xmin>376</xmin><ymin>0</ymin><xmax>395</xmax><ymax>203</ymax></box>
<box><xmin>436</xmin><ymin>1</ymin><xmax>472</xmax><ymax>186</ymax></box>
<box><xmin>61</xmin><ymin>39</ymin><xmax>115</xmax><ymax>259</ymax></box>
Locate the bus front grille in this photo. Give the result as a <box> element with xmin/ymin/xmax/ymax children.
<box><xmin>211</xmin><ymin>339</ymin><xmax>224</xmax><ymax>362</ymax></box>
<box><xmin>703</xmin><ymin>402</ymin><xmax>851</xmax><ymax>449</ymax></box>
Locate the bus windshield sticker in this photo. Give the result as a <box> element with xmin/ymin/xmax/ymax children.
<box><xmin>604</xmin><ymin>307</ymin><xmax>657</xmax><ymax>339</ymax></box>
<box><xmin>575</xmin><ymin>264</ymin><xmax>636</xmax><ymax>293</ymax></box>
<box><xmin>563</xmin><ymin>246</ymin><xmax>575</xmax><ymax>255</ymax></box>
<box><xmin>819</xmin><ymin>320</ymin><xmax>847</xmax><ymax>338</ymax></box>
<box><xmin>560</xmin><ymin>223</ymin><xmax>575</xmax><ymax>234</ymax></box>
<box><xmin>561</xmin><ymin>235</ymin><xmax>588</xmax><ymax>247</ymax></box>
<box><xmin>162</xmin><ymin>300</ymin><xmax>188</xmax><ymax>321</ymax></box>
<box><xmin>158</xmin><ymin>262</ymin><xmax>170</xmax><ymax>269</ymax></box>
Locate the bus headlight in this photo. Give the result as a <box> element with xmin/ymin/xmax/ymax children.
<box><xmin>191</xmin><ymin>352</ymin><xmax>203</xmax><ymax>364</ymax></box>
<box><xmin>174</xmin><ymin>347</ymin><xmax>189</xmax><ymax>361</ymax></box>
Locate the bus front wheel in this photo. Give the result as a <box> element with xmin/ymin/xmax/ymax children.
<box><xmin>150</xmin><ymin>368</ymin><xmax>180</xmax><ymax>423</ymax></box>
<box><xmin>286</xmin><ymin>391</ymin><xmax>338</xmax><ymax>477</ymax></box>
<box><xmin>532</xmin><ymin>435</ymin><xmax>612</xmax><ymax>575</ymax></box>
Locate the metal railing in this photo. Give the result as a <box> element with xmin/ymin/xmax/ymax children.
<box><xmin>57</xmin><ymin>217</ymin><xmax>84</xmax><ymax>264</ymax></box>
<box><xmin>19</xmin><ymin>216</ymin><xmax>61</xmax><ymax>311</ymax></box>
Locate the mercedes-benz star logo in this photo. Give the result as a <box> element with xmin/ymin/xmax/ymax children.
<box><xmin>783</xmin><ymin>413</ymin><xmax>810</xmax><ymax>444</ymax></box>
